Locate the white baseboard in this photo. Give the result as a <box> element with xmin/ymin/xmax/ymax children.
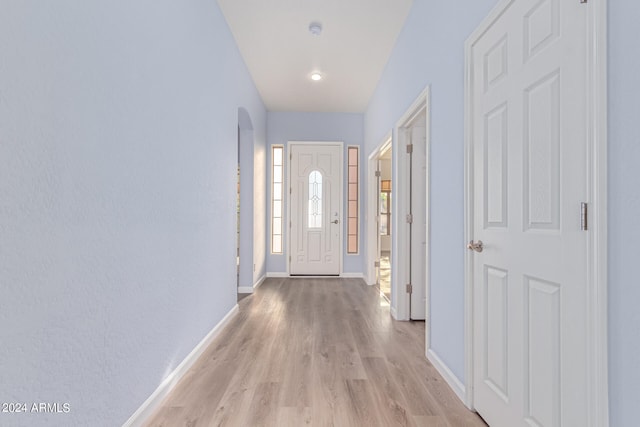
<box><xmin>238</xmin><ymin>275</ymin><xmax>266</xmax><ymax>294</ymax></box>
<box><xmin>266</xmin><ymin>272</ymin><xmax>365</xmax><ymax>279</ymax></box>
<box><xmin>253</xmin><ymin>274</ymin><xmax>266</xmax><ymax>290</ymax></box>
<box><xmin>427</xmin><ymin>348</ymin><xmax>466</xmax><ymax>404</ymax></box>
<box><xmin>123</xmin><ymin>304</ymin><xmax>239</xmax><ymax>427</ymax></box>
<box><xmin>266</xmin><ymin>272</ymin><xmax>288</xmax><ymax>278</ymax></box>
<box><xmin>390</xmin><ymin>306</ymin><xmax>398</xmax><ymax>320</ymax></box>
<box><xmin>341</xmin><ymin>272</ymin><xmax>364</xmax><ymax>278</ymax></box>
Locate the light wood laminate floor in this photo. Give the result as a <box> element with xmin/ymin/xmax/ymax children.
<box><xmin>144</xmin><ymin>278</ymin><xmax>486</xmax><ymax>427</ymax></box>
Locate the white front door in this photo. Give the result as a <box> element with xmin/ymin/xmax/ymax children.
<box><xmin>289</xmin><ymin>143</ymin><xmax>342</xmax><ymax>275</ymax></box>
<box><xmin>469</xmin><ymin>0</ymin><xmax>589</xmax><ymax>426</ymax></box>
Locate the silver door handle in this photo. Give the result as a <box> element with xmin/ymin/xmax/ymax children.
<box><xmin>467</xmin><ymin>240</ymin><xmax>483</xmax><ymax>253</ymax></box>
<box><xmin>332</xmin><ymin>219</ymin><xmax>339</xmax><ymax>224</ymax></box>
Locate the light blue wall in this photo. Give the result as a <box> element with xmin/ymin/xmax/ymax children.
<box><xmin>365</xmin><ymin>0</ymin><xmax>498</xmax><ymax>382</ymax></box>
<box><xmin>608</xmin><ymin>1</ymin><xmax>640</xmax><ymax>425</ymax></box>
<box><xmin>266</xmin><ymin>112</ymin><xmax>365</xmax><ymax>274</ymax></box>
<box><xmin>0</xmin><ymin>1</ymin><xmax>265</xmax><ymax>426</ymax></box>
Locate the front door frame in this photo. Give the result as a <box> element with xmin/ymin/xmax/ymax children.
<box><xmin>287</xmin><ymin>141</ymin><xmax>344</xmax><ymax>276</ymax></box>
<box><xmin>463</xmin><ymin>1</ymin><xmax>609</xmax><ymax>425</ymax></box>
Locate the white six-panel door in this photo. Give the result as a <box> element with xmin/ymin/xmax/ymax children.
<box><xmin>469</xmin><ymin>0</ymin><xmax>589</xmax><ymax>426</ymax></box>
<box><xmin>289</xmin><ymin>143</ymin><xmax>342</xmax><ymax>275</ymax></box>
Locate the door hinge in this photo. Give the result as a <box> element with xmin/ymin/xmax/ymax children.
<box><xmin>290</xmin><ymin>187</ymin><xmax>292</xmax><ymax>194</ymax></box>
<box><xmin>375</xmin><ymin>170</ymin><xmax>381</xmax><ymax>177</ymax></box>
<box><xmin>581</xmin><ymin>202</ymin><xmax>588</xmax><ymax>231</ymax></box>
<box><xmin>289</xmin><ymin>220</ymin><xmax>292</xmax><ymax>228</ymax></box>
<box><xmin>406</xmin><ymin>214</ymin><xmax>413</xmax><ymax>224</ymax></box>
<box><xmin>290</xmin><ymin>153</ymin><xmax>292</xmax><ymax>160</ymax></box>
<box><xmin>406</xmin><ymin>144</ymin><xmax>413</xmax><ymax>154</ymax></box>
<box><xmin>406</xmin><ymin>284</ymin><xmax>413</xmax><ymax>294</ymax></box>
<box><xmin>374</xmin><ymin>261</ymin><xmax>380</xmax><ymax>268</ymax></box>
<box><xmin>289</xmin><ymin>255</ymin><xmax>291</xmax><ymax>262</ymax></box>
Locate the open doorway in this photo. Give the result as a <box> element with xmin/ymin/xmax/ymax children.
<box><xmin>237</xmin><ymin>108</ymin><xmax>255</xmax><ymax>296</ymax></box>
<box><xmin>367</xmin><ymin>135</ymin><xmax>393</xmax><ymax>307</ymax></box>
<box><xmin>377</xmin><ymin>146</ymin><xmax>392</xmax><ymax>301</ymax></box>
<box><xmin>236</xmin><ymin>127</ymin><xmax>251</xmax><ymax>303</ymax></box>
<box><xmin>237</xmin><ymin>126</ymin><xmax>241</xmax><ymax>287</ymax></box>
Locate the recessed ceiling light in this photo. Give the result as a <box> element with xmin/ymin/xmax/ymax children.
<box><xmin>311</xmin><ymin>73</ymin><xmax>323</xmax><ymax>81</ymax></box>
<box><xmin>309</xmin><ymin>22</ymin><xmax>322</xmax><ymax>36</ymax></box>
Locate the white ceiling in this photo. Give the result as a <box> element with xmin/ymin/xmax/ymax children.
<box><xmin>217</xmin><ymin>0</ymin><xmax>413</xmax><ymax>113</ymax></box>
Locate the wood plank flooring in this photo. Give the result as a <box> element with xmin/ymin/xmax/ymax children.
<box><xmin>143</xmin><ymin>278</ymin><xmax>486</xmax><ymax>427</ymax></box>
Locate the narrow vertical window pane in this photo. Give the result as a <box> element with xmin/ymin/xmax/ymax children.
<box><xmin>273</xmin><ymin>235</ymin><xmax>282</xmax><ymax>254</ymax></box>
<box><xmin>273</xmin><ymin>147</ymin><xmax>283</xmax><ymax>166</ymax></box>
<box><xmin>349</xmin><ymin>183</ymin><xmax>358</xmax><ymax>200</ymax></box>
<box><xmin>348</xmin><ymin>236</ymin><xmax>357</xmax><ymax>255</ymax></box>
<box><xmin>273</xmin><ymin>183</ymin><xmax>282</xmax><ymax>200</ymax></box>
<box><xmin>271</xmin><ymin>146</ymin><xmax>284</xmax><ymax>254</ymax></box>
<box><xmin>349</xmin><ymin>147</ymin><xmax>358</xmax><ymax>164</ymax></box>
<box><xmin>349</xmin><ymin>201</ymin><xmax>358</xmax><ymax>216</ymax></box>
<box><xmin>347</xmin><ymin>146</ymin><xmax>359</xmax><ymax>254</ymax></box>
<box><xmin>349</xmin><ymin>165</ymin><xmax>358</xmax><ymax>182</ymax></box>
<box><xmin>272</xmin><ymin>218</ymin><xmax>282</xmax><ymax>235</ymax></box>
<box><xmin>308</xmin><ymin>170</ymin><xmax>322</xmax><ymax>228</ymax></box>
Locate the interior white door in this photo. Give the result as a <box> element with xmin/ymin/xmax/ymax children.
<box><xmin>470</xmin><ymin>1</ymin><xmax>589</xmax><ymax>426</ymax></box>
<box><xmin>290</xmin><ymin>143</ymin><xmax>342</xmax><ymax>275</ymax></box>
<box><xmin>376</xmin><ymin>160</ymin><xmax>382</xmax><ymax>286</ymax></box>
<box><xmin>410</xmin><ymin>124</ymin><xmax>427</xmax><ymax>320</ymax></box>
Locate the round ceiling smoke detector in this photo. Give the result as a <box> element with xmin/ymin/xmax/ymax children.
<box><xmin>308</xmin><ymin>22</ymin><xmax>322</xmax><ymax>36</ymax></box>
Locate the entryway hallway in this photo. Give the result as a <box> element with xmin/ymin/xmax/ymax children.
<box><xmin>144</xmin><ymin>278</ymin><xmax>485</xmax><ymax>426</ymax></box>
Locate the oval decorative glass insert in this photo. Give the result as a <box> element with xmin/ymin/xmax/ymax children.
<box><xmin>308</xmin><ymin>170</ymin><xmax>323</xmax><ymax>228</ymax></box>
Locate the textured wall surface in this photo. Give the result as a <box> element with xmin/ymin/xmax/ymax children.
<box><xmin>608</xmin><ymin>1</ymin><xmax>640</xmax><ymax>425</ymax></box>
<box><xmin>0</xmin><ymin>1</ymin><xmax>265</xmax><ymax>425</ymax></box>
<box><xmin>266</xmin><ymin>112</ymin><xmax>365</xmax><ymax>274</ymax></box>
<box><xmin>364</xmin><ymin>0</ymin><xmax>498</xmax><ymax>382</ymax></box>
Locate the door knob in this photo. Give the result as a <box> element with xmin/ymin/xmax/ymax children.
<box><xmin>332</xmin><ymin>219</ymin><xmax>339</xmax><ymax>224</ymax></box>
<box><xmin>467</xmin><ymin>240</ymin><xmax>483</xmax><ymax>253</ymax></box>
